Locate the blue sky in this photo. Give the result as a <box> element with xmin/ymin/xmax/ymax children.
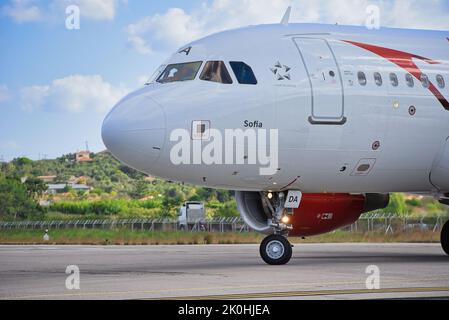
<box><xmin>1</xmin><ymin>0</ymin><xmax>449</xmax><ymax>161</ymax></box>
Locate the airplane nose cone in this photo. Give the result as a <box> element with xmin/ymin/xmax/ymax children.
<box><xmin>102</xmin><ymin>94</ymin><xmax>166</xmax><ymax>171</ymax></box>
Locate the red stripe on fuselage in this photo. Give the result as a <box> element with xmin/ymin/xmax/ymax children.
<box><xmin>343</xmin><ymin>40</ymin><xmax>449</xmax><ymax>111</ymax></box>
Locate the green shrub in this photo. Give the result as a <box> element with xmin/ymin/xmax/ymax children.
<box><xmin>49</xmin><ymin>199</ymin><xmax>165</xmax><ymax>218</ymax></box>
<box><xmin>215</xmin><ymin>201</ymin><xmax>239</xmax><ymax>217</ymax></box>
<box><xmin>406</xmin><ymin>199</ymin><xmax>421</xmax><ymax>207</ymax></box>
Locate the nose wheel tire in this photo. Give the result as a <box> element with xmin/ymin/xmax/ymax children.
<box><xmin>442</xmin><ymin>221</ymin><xmax>449</xmax><ymax>256</ymax></box>
<box><xmin>260</xmin><ymin>235</ymin><xmax>292</xmax><ymax>265</ymax></box>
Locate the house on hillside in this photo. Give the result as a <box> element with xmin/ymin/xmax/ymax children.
<box><xmin>145</xmin><ymin>176</ymin><xmax>157</xmax><ymax>183</ymax></box>
<box><xmin>76</xmin><ymin>151</ymin><xmax>92</xmax><ymax>163</ymax></box>
<box><xmin>67</xmin><ymin>176</ymin><xmax>90</xmax><ymax>185</ymax></box>
<box><xmin>37</xmin><ymin>176</ymin><xmax>57</xmax><ymax>183</ymax></box>
<box><xmin>47</xmin><ymin>184</ymin><xmax>92</xmax><ymax>194</ymax></box>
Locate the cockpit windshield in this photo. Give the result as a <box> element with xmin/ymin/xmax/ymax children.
<box><xmin>156</xmin><ymin>62</ymin><xmax>202</xmax><ymax>84</ymax></box>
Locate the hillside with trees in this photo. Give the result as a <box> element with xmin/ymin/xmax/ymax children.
<box><xmin>0</xmin><ymin>152</ymin><xmax>448</xmax><ymax>221</ymax></box>
<box><xmin>0</xmin><ymin>152</ymin><xmax>239</xmax><ymax>221</ymax></box>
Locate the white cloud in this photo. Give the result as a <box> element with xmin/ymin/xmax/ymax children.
<box><xmin>2</xmin><ymin>0</ymin><xmax>42</xmax><ymax>23</ymax></box>
<box><xmin>127</xmin><ymin>32</ymin><xmax>152</xmax><ymax>55</ymax></box>
<box><xmin>20</xmin><ymin>75</ymin><xmax>130</xmax><ymax>114</ymax></box>
<box><xmin>54</xmin><ymin>0</ymin><xmax>117</xmax><ymax>21</ymax></box>
<box><xmin>20</xmin><ymin>85</ymin><xmax>50</xmax><ymax>112</ymax></box>
<box><xmin>126</xmin><ymin>0</ymin><xmax>449</xmax><ymax>55</ymax></box>
<box><xmin>0</xmin><ymin>85</ymin><xmax>11</xmax><ymax>103</ymax></box>
<box><xmin>137</xmin><ymin>75</ymin><xmax>150</xmax><ymax>86</ymax></box>
<box><xmin>2</xmin><ymin>0</ymin><xmax>121</xmax><ymax>23</ymax></box>
<box><xmin>126</xmin><ymin>7</ymin><xmax>204</xmax><ymax>53</ymax></box>
<box><xmin>0</xmin><ymin>140</ymin><xmax>20</xmax><ymax>151</ymax></box>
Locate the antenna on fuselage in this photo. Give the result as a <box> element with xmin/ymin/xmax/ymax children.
<box><xmin>280</xmin><ymin>6</ymin><xmax>292</xmax><ymax>25</ymax></box>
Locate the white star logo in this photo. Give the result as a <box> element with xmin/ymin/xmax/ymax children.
<box><xmin>271</xmin><ymin>61</ymin><xmax>291</xmax><ymax>80</ymax></box>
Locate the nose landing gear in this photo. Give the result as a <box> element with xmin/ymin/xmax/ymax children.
<box><xmin>442</xmin><ymin>220</ymin><xmax>449</xmax><ymax>256</ymax></box>
<box><xmin>259</xmin><ymin>192</ymin><xmax>296</xmax><ymax>265</ymax></box>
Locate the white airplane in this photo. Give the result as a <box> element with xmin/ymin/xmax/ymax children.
<box><xmin>102</xmin><ymin>9</ymin><xmax>449</xmax><ymax>265</ymax></box>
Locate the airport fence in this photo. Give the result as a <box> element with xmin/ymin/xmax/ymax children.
<box><xmin>0</xmin><ymin>217</ymin><xmax>251</xmax><ymax>233</ymax></box>
<box><xmin>344</xmin><ymin>212</ymin><xmax>447</xmax><ymax>234</ymax></box>
<box><xmin>0</xmin><ymin>214</ymin><xmax>447</xmax><ymax>234</ymax></box>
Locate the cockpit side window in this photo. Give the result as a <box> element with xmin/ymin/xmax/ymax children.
<box><xmin>200</xmin><ymin>61</ymin><xmax>233</xmax><ymax>84</ymax></box>
<box><xmin>146</xmin><ymin>64</ymin><xmax>166</xmax><ymax>85</ymax></box>
<box><xmin>229</xmin><ymin>62</ymin><xmax>258</xmax><ymax>85</ymax></box>
<box><xmin>156</xmin><ymin>62</ymin><xmax>202</xmax><ymax>84</ymax></box>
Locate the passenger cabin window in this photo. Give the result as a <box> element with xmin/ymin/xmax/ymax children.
<box><xmin>421</xmin><ymin>74</ymin><xmax>430</xmax><ymax>88</ymax></box>
<box><xmin>156</xmin><ymin>62</ymin><xmax>202</xmax><ymax>84</ymax></box>
<box><xmin>374</xmin><ymin>72</ymin><xmax>382</xmax><ymax>86</ymax></box>
<box><xmin>200</xmin><ymin>61</ymin><xmax>233</xmax><ymax>84</ymax></box>
<box><xmin>358</xmin><ymin>72</ymin><xmax>367</xmax><ymax>86</ymax></box>
<box><xmin>390</xmin><ymin>73</ymin><xmax>399</xmax><ymax>87</ymax></box>
<box><xmin>436</xmin><ymin>75</ymin><xmax>445</xmax><ymax>89</ymax></box>
<box><xmin>405</xmin><ymin>74</ymin><xmax>414</xmax><ymax>88</ymax></box>
<box><xmin>229</xmin><ymin>62</ymin><xmax>258</xmax><ymax>85</ymax></box>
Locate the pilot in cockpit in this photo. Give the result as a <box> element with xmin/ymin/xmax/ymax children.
<box><xmin>172</xmin><ymin>66</ymin><xmax>194</xmax><ymax>82</ymax></box>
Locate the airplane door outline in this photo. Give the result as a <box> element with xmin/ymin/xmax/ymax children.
<box><xmin>293</xmin><ymin>37</ymin><xmax>347</xmax><ymax>125</ymax></box>
<box><xmin>430</xmin><ymin>136</ymin><xmax>449</xmax><ymax>191</ymax></box>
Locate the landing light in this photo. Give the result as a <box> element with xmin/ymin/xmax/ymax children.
<box><xmin>281</xmin><ymin>216</ymin><xmax>290</xmax><ymax>224</ymax></box>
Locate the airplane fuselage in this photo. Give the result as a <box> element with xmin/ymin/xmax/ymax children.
<box><xmin>102</xmin><ymin>23</ymin><xmax>449</xmax><ymax>195</ymax></box>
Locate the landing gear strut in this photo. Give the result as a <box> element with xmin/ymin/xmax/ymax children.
<box><xmin>442</xmin><ymin>220</ymin><xmax>449</xmax><ymax>256</ymax></box>
<box><xmin>259</xmin><ymin>192</ymin><xmax>294</xmax><ymax>265</ymax></box>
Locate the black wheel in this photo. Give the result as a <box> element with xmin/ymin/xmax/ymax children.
<box><xmin>442</xmin><ymin>221</ymin><xmax>449</xmax><ymax>256</ymax></box>
<box><xmin>259</xmin><ymin>234</ymin><xmax>292</xmax><ymax>265</ymax></box>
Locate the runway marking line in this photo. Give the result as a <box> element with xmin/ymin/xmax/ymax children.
<box><xmin>3</xmin><ymin>277</ymin><xmax>449</xmax><ymax>300</ymax></box>
<box><xmin>153</xmin><ymin>287</ymin><xmax>449</xmax><ymax>300</ymax></box>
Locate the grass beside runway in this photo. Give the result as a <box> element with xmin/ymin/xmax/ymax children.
<box><xmin>0</xmin><ymin>229</ymin><xmax>441</xmax><ymax>245</ymax></box>
<box><xmin>300</xmin><ymin>229</ymin><xmax>441</xmax><ymax>244</ymax></box>
<box><xmin>0</xmin><ymin>229</ymin><xmax>264</xmax><ymax>245</ymax></box>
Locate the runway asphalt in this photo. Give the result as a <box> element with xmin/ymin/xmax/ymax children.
<box><xmin>0</xmin><ymin>243</ymin><xmax>448</xmax><ymax>300</ymax></box>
